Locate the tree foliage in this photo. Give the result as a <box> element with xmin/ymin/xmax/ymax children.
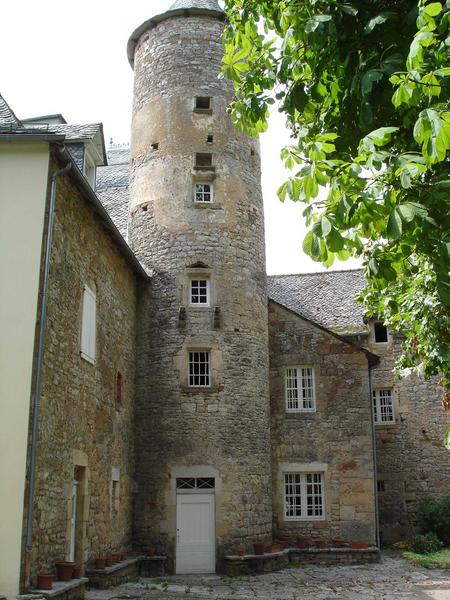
<box><xmin>222</xmin><ymin>0</ymin><xmax>450</xmax><ymax>401</ymax></box>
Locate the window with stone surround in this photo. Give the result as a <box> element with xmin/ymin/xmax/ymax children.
<box><xmin>284</xmin><ymin>472</ymin><xmax>324</xmax><ymax>520</ymax></box>
<box><xmin>194</xmin><ymin>96</ymin><xmax>211</xmax><ymax>111</ymax></box>
<box><xmin>194</xmin><ymin>182</ymin><xmax>213</xmax><ymax>203</ymax></box>
<box><xmin>80</xmin><ymin>285</ymin><xmax>96</xmax><ymax>364</ymax></box>
<box><xmin>374</xmin><ymin>321</ymin><xmax>389</xmax><ymax>343</ymax></box>
<box><xmin>188</xmin><ymin>351</ymin><xmax>210</xmax><ymax>387</ymax></box>
<box><xmin>111</xmin><ymin>468</ymin><xmax>120</xmax><ymax>519</ymax></box>
<box><xmin>190</xmin><ymin>278</ymin><xmax>210</xmax><ymax>306</ymax></box>
<box><xmin>373</xmin><ymin>388</ymin><xmax>394</xmax><ymax>424</ymax></box>
<box><xmin>285</xmin><ymin>366</ymin><xmax>315</xmax><ymax>412</ymax></box>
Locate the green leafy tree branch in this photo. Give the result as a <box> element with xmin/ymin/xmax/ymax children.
<box><xmin>222</xmin><ymin>0</ymin><xmax>450</xmax><ymax>416</ymax></box>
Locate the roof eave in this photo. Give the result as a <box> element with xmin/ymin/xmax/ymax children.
<box><xmin>127</xmin><ymin>7</ymin><xmax>225</xmax><ymax>68</ymax></box>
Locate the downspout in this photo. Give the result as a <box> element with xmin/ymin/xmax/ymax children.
<box><xmin>23</xmin><ymin>157</ymin><xmax>71</xmax><ymax>585</ymax></box>
<box><xmin>368</xmin><ymin>364</ymin><xmax>381</xmax><ymax>548</ymax></box>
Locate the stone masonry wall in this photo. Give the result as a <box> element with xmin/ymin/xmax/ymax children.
<box><xmin>268</xmin><ymin>301</ymin><xmax>377</xmax><ymax>546</ymax></box>
<box><xmin>364</xmin><ymin>326</ymin><xmax>450</xmax><ymax>544</ymax></box>
<box><xmin>27</xmin><ymin>158</ymin><xmax>139</xmax><ymax>584</ymax></box>
<box><xmin>129</xmin><ymin>13</ymin><xmax>272</xmax><ymax>571</ymax></box>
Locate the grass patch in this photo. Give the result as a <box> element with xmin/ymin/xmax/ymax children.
<box><xmin>403</xmin><ymin>548</ymin><xmax>450</xmax><ymax>569</ymax></box>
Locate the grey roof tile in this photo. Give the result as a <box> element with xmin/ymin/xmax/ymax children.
<box><xmin>268</xmin><ymin>270</ymin><xmax>367</xmax><ymax>334</ymax></box>
<box><xmin>0</xmin><ymin>94</ymin><xmax>23</xmax><ymax>128</ymax></box>
<box><xmin>26</xmin><ymin>122</ymin><xmax>102</xmax><ymax>141</ymax></box>
<box><xmin>96</xmin><ymin>148</ymin><xmax>130</xmax><ymax>236</ymax></box>
<box><xmin>169</xmin><ymin>0</ymin><xmax>223</xmax><ymax>12</ymax></box>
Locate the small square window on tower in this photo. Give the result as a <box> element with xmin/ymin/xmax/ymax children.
<box><xmin>194</xmin><ymin>182</ymin><xmax>213</xmax><ymax>203</ymax></box>
<box><xmin>195</xmin><ymin>153</ymin><xmax>213</xmax><ymax>169</ymax></box>
<box><xmin>194</xmin><ymin>96</ymin><xmax>211</xmax><ymax>110</ymax></box>
<box><xmin>190</xmin><ymin>278</ymin><xmax>210</xmax><ymax>306</ymax></box>
<box><xmin>188</xmin><ymin>351</ymin><xmax>211</xmax><ymax>387</ymax></box>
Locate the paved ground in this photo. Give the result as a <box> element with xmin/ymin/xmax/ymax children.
<box><xmin>86</xmin><ymin>552</ymin><xmax>450</xmax><ymax>600</ymax></box>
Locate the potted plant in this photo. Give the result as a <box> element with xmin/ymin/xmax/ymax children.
<box><xmin>350</xmin><ymin>542</ymin><xmax>369</xmax><ymax>549</ymax></box>
<box><xmin>55</xmin><ymin>561</ymin><xmax>74</xmax><ymax>581</ymax></box>
<box><xmin>332</xmin><ymin>539</ymin><xmax>344</xmax><ymax>548</ymax></box>
<box><xmin>280</xmin><ymin>539</ymin><xmax>289</xmax><ymax>549</ymax></box>
<box><xmin>144</xmin><ymin>546</ymin><xmax>156</xmax><ymax>557</ymax></box>
<box><xmin>253</xmin><ymin>541</ymin><xmax>265</xmax><ymax>555</ymax></box>
<box><xmin>271</xmin><ymin>544</ymin><xmax>281</xmax><ymax>553</ymax></box>
<box><xmin>37</xmin><ymin>573</ymin><xmax>54</xmax><ymax>590</ymax></box>
<box><xmin>314</xmin><ymin>539</ymin><xmax>326</xmax><ymax>549</ymax></box>
<box><xmin>111</xmin><ymin>553</ymin><xmax>122</xmax><ymax>564</ymax></box>
<box><xmin>95</xmin><ymin>557</ymin><xmax>106</xmax><ymax>569</ymax></box>
<box><xmin>297</xmin><ymin>535</ymin><xmax>309</xmax><ymax>549</ymax></box>
<box><xmin>72</xmin><ymin>565</ymin><xmax>82</xmax><ymax>579</ymax></box>
<box><xmin>105</xmin><ymin>555</ymin><xmax>114</xmax><ymax>567</ymax></box>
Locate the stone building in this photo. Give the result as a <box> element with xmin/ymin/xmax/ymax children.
<box><xmin>0</xmin><ymin>0</ymin><xmax>448</xmax><ymax>597</ymax></box>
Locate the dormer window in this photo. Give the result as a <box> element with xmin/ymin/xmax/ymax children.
<box><xmin>374</xmin><ymin>321</ymin><xmax>388</xmax><ymax>343</ymax></box>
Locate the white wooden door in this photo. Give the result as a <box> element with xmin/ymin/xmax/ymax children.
<box><xmin>176</xmin><ymin>493</ymin><xmax>215</xmax><ymax>574</ymax></box>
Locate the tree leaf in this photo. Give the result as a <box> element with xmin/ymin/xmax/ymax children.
<box><xmin>424</xmin><ymin>2</ymin><xmax>442</xmax><ymax>16</ymax></box>
<box><xmin>386</xmin><ymin>208</ymin><xmax>403</xmax><ymax>239</ymax></box>
<box><xmin>321</xmin><ymin>215</ymin><xmax>332</xmax><ymax>236</ymax></box>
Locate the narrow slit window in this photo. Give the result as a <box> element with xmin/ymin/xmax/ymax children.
<box><xmin>207</xmin><ymin>134</ymin><xmax>214</xmax><ymax>144</ymax></box>
<box><xmin>80</xmin><ymin>285</ymin><xmax>96</xmax><ymax>363</ymax></box>
<box><xmin>189</xmin><ymin>351</ymin><xmax>210</xmax><ymax>387</ymax></box>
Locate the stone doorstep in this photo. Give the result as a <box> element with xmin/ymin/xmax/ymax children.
<box><xmin>225</xmin><ymin>549</ymin><xmax>290</xmax><ymax>561</ymax></box>
<box><xmin>30</xmin><ymin>578</ymin><xmax>88</xmax><ymax>598</ymax></box>
<box><xmin>225</xmin><ymin>547</ymin><xmax>380</xmax><ymax>560</ymax></box>
<box><xmin>85</xmin><ymin>557</ymin><xmax>142</xmax><ymax>575</ymax></box>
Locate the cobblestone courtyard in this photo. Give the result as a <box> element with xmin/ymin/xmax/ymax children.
<box><xmin>87</xmin><ymin>553</ymin><xmax>450</xmax><ymax>600</ymax></box>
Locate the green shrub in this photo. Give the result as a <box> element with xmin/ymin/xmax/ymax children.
<box><xmin>407</xmin><ymin>533</ymin><xmax>443</xmax><ymax>554</ymax></box>
<box><xmin>421</xmin><ymin>497</ymin><xmax>450</xmax><ymax>545</ymax></box>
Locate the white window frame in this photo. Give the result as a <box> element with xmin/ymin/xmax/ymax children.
<box><xmin>285</xmin><ymin>366</ymin><xmax>316</xmax><ymax>413</ymax></box>
<box><xmin>373</xmin><ymin>388</ymin><xmax>395</xmax><ymax>424</ymax></box>
<box><xmin>194</xmin><ymin>182</ymin><xmax>213</xmax><ymax>203</ymax></box>
<box><xmin>373</xmin><ymin>320</ymin><xmax>389</xmax><ymax>344</ymax></box>
<box><xmin>80</xmin><ymin>285</ymin><xmax>96</xmax><ymax>364</ymax></box>
<box><xmin>189</xmin><ymin>278</ymin><xmax>210</xmax><ymax>307</ymax></box>
<box><xmin>284</xmin><ymin>472</ymin><xmax>325</xmax><ymax>521</ymax></box>
<box><xmin>188</xmin><ymin>351</ymin><xmax>211</xmax><ymax>388</ymax></box>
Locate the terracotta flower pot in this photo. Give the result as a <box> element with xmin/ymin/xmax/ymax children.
<box><xmin>55</xmin><ymin>561</ymin><xmax>74</xmax><ymax>581</ymax></box>
<box><xmin>37</xmin><ymin>573</ymin><xmax>54</xmax><ymax>590</ymax></box>
<box><xmin>280</xmin><ymin>540</ymin><xmax>289</xmax><ymax>549</ymax></box>
<box><xmin>72</xmin><ymin>566</ymin><xmax>82</xmax><ymax>579</ymax></box>
<box><xmin>253</xmin><ymin>541</ymin><xmax>265</xmax><ymax>555</ymax></box>
<box><xmin>95</xmin><ymin>557</ymin><xmax>106</xmax><ymax>569</ymax></box>
<box><xmin>297</xmin><ymin>536</ymin><xmax>309</xmax><ymax>549</ymax></box>
<box><xmin>271</xmin><ymin>544</ymin><xmax>281</xmax><ymax>553</ymax></box>
<box><xmin>315</xmin><ymin>539</ymin><xmax>326</xmax><ymax>549</ymax></box>
<box><xmin>105</xmin><ymin>555</ymin><xmax>114</xmax><ymax>567</ymax></box>
<box><xmin>332</xmin><ymin>539</ymin><xmax>344</xmax><ymax>548</ymax></box>
<box><xmin>120</xmin><ymin>553</ymin><xmax>127</xmax><ymax>561</ymax></box>
<box><xmin>237</xmin><ymin>545</ymin><xmax>246</xmax><ymax>557</ymax></box>
<box><xmin>111</xmin><ymin>554</ymin><xmax>121</xmax><ymax>564</ymax></box>
<box><xmin>144</xmin><ymin>546</ymin><xmax>156</xmax><ymax>557</ymax></box>
<box><xmin>350</xmin><ymin>542</ymin><xmax>369</xmax><ymax>549</ymax></box>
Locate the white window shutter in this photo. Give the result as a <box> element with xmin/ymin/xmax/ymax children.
<box><xmin>81</xmin><ymin>286</ymin><xmax>96</xmax><ymax>362</ymax></box>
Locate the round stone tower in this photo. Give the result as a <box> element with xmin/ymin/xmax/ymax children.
<box><xmin>127</xmin><ymin>0</ymin><xmax>272</xmax><ymax>572</ymax></box>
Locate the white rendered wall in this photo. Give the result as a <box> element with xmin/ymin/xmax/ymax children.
<box><xmin>0</xmin><ymin>142</ymin><xmax>49</xmax><ymax>599</ymax></box>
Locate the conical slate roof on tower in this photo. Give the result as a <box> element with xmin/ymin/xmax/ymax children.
<box><xmin>169</xmin><ymin>0</ymin><xmax>223</xmax><ymax>13</ymax></box>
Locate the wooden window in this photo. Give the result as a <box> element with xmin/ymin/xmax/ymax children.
<box><xmin>80</xmin><ymin>285</ymin><xmax>96</xmax><ymax>363</ymax></box>
<box><xmin>373</xmin><ymin>388</ymin><xmax>394</xmax><ymax>424</ymax></box>
<box><xmin>190</xmin><ymin>279</ymin><xmax>209</xmax><ymax>306</ymax></box>
<box><xmin>188</xmin><ymin>351</ymin><xmax>210</xmax><ymax>387</ymax></box>
<box><xmin>285</xmin><ymin>367</ymin><xmax>315</xmax><ymax>412</ymax></box>
<box><xmin>284</xmin><ymin>472</ymin><xmax>324</xmax><ymax>520</ymax></box>
<box><xmin>194</xmin><ymin>182</ymin><xmax>213</xmax><ymax>203</ymax></box>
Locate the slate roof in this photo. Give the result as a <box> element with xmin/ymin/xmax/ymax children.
<box><xmin>0</xmin><ymin>94</ymin><xmax>23</xmax><ymax>128</ymax></box>
<box><xmin>169</xmin><ymin>0</ymin><xmax>223</xmax><ymax>12</ymax></box>
<box><xmin>96</xmin><ymin>148</ymin><xmax>130</xmax><ymax>238</ymax></box>
<box><xmin>26</xmin><ymin>122</ymin><xmax>102</xmax><ymax>142</ymax></box>
<box><xmin>268</xmin><ymin>270</ymin><xmax>367</xmax><ymax>335</ymax></box>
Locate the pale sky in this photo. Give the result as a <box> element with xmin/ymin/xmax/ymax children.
<box><xmin>0</xmin><ymin>0</ymin><xmax>359</xmax><ymax>275</ymax></box>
